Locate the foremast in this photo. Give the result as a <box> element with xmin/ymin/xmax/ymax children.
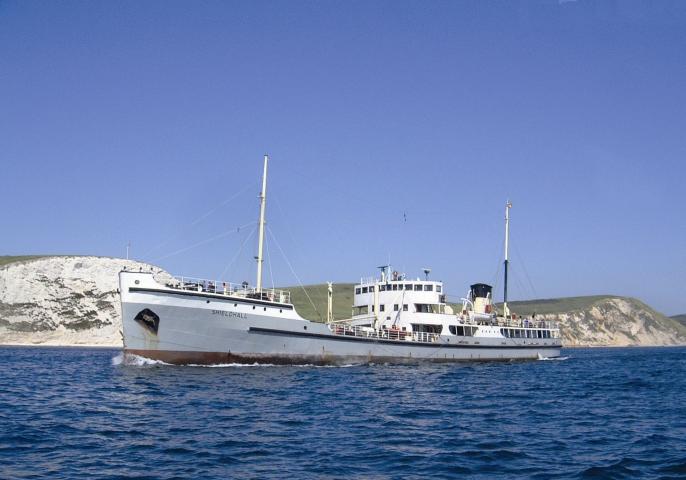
<box><xmin>255</xmin><ymin>154</ymin><xmax>269</xmax><ymax>294</ymax></box>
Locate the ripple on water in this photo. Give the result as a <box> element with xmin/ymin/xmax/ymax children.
<box><xmin>0</xmin><ymin>346</ymin><xmax>685</xmax><ymax>479</ymax></box>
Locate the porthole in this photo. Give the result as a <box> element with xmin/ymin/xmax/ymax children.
<box><xmin>303</xmin><ymin>325</ymin><xmax>307</xmax><ymax>330</ymax></box>
<box><xmin>234</xmin><ymin>303</ymin><xmax>237</xmax><ymax>307</ymax></box>
<box><xmin>206</xmin><ymin>300</ymin><xmax>210</xmax><ymax>304</ymax></box>
<box><xmin>279</xmin><ymin>309</ymin><xmax>282</xmax><ymax>313</ymax></box>
<box><xmin>263</xmin><ymin>307</ymin><xmax>267</xmax><ymax>311</ymax></box>
<box><xmin>252</xmin><ymin>306</ymin><xmax>255</xmax><ymax>310</ymax></box>
<box><xmin>134</xmin><ymin>280</ymin><xmax>140</xmax><ymax>285</ymax></box>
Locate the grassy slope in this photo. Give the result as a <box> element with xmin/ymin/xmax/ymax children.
<box><xmin>287</xmin><ymin>285</ymin><xmax>627</xmax><ymax>322</ymax></box>
<box><xmin>495</xmin><ymin>295</ymin><xmax>619</xmax><ymax>316</ymax></box>
<box><xmin>285</xmin><ymin>283</ymin><xmax>355</xmax><ymax>322</ymax></box>
<box><xmin>0</xmin><ymin>256</ymin><xmax>48</xmax><ymax>268</ymax></box>
<box><xmin>671</xmin><ymin>314</ymin><xmax>686</xmax><ymax>327</ymax></box>
<box><xmin>287</xmin><ymin>286</ymin><xmax>620</xmax><ymax>322</ymax></box>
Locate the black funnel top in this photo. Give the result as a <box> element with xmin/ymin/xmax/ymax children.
<box><xmin>470</xmin><ymin>283</ymin><xmax>493</xmax><ymax>299</ymax></box>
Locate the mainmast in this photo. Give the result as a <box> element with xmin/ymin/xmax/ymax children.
<box><xmin>327</xmin><ymin>282</ymin><xmax>333</xmax><ymax>323</ymax></box>
<box><xmin>503</xmin><ymin>201</ymin><xmax>512</xmax><ymax>318</ymax></box>
<box><xmin>255</xmin><ymin>154</ymin><xmax>269</xmax><ymax>294</ymax></box>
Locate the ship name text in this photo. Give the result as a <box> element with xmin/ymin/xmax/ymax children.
<box><xmin>212</xmin><ymin>310</ymin><xmax>247</xmax><ymax>319</ymax></box>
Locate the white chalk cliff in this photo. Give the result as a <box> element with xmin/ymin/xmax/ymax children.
<box><xmin>538</xmin><ymin>297</ymin><xmax>686</xmax><ymax>347</ymax></box>
<box><xmin>0</xmin><ymin>256</ymin><xmax>170</xmax><ymax>346</ymax></box>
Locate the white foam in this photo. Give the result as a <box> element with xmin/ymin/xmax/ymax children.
<box><xmin>112</xmin><ymin>354</ymin><xmax>360</xmax><ymax>368</ymax></box>
<box><xmin>112</xmin><ymin>352</ymin><xmax>171</xmax><ymax>366</ymax></box>
<box><xmin>537</xmin><ymin>355</ymin><xmax>570</xmax><ymax>361</ymax></box>
<box><xmin>189</xmin><ymin>362</ymin><xmax>278</xmax><ymax>368</ymax></box>
<box><xmin>111</xmin><ymin>352</ymin><xmax>124</xmax><ymax>365</ymax></box>
<box><xmin>187</xmin><ymin>362</ymin><xmax>359</xmax><ymax>368</ymax></box>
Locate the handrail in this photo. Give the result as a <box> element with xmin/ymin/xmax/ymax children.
<box><xmin>457</xmin><ymin>314</ymin><xmax>559</xmax><ymax>330</ymax></box>
<box><xmin>166</xmin><ymin>275</ymin><xmax>291</xmax><ymax>304</ymax></box>
<box><xmin>328</xmin><ymin>324</ymin><xmax>439</xmax><ymax>343</ymax></box>
<box><xmin>329</xmin><ymin>322</ymin><xmax>560</xmax><ymax>342</ymax></box>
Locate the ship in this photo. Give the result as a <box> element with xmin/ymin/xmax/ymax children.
<box><xmin>119</xmin><ymin>155</ymin><xmax>561</xmax><ymax>364</ymax></box>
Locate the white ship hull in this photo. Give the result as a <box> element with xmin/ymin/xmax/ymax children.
<box><xmin>120</xmin><ymin>272</ymin><xmax>562</xmax><ymax>365</ymax></box>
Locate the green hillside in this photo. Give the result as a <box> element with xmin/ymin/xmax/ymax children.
<box><xmin>495</xmin><ymin>295</ymin><xmax>619</xmax><ymax>316</ymax></box>
<box><xmin>671</xmin><ymin>314</ymin><xmax>686</xmax><ymax>327</ymax></box>
<box><xmin>285</xmin><ymin>283</ymin><xmax>355</xmax><ymax>322</ymax></box>
<box><xmin>0</xmin><ymin>256</ymin><xmax>48</xmax><ymax>268</ymax></box>
<box><xmin>287</xmin><ymin>284</ymin><xmax>625</xmax><ymax>322</ymax></box>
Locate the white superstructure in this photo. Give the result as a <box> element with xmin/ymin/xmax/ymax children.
<box><xmin>336</xmin><ymin>268</ymin><xmax>559</xmax><ymax>345</ymax></box>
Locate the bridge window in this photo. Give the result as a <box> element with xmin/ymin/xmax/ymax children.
<box><xmin>405</xmin><ymin>284</ymin><xmax>412</xmax><ymax>290</ymax></box>
<box><xmin>424</xmin><ymin>285</ymin><xmax>433</xmax><ymax>291</ymax></box>
<box><xmin>436</xmin><ymin>285</ymin><xmax>442</xmax><ymax>293</ymax></box>
<box><xmin>394</xmin><ymin>304</ymin><xmax>399</xmax><ymax>311</ymax></box>
<box><xmin>415</xmin><ymin>304</ymin><xmax>438</xmax><ymax>313</ymax></box>
<box><xmin>414</xmin><ymin>284</ymin><xmax>422</xmax><ymax>291</ymax></box>
<box><xmin>369</xmin><ymin>286</ymin><xmax>375</xmax><ymax>292</ymax></box>
<box><xmin>403</xmin><ymin>304</ymin><xmax>408</xmax><ymax>311</ymax></box>
<box><xmin>379</xmin><ymin>304</ymin><xmax>385</xmax><ymax>312</ymax></box>
<box><xmin>379</xmin><ymin>285</ymin><xmax>386</xmax><ymax>291</ymax></box>
<box><xmin>362</xmin><ymin>287</ymin><xmax>368</xmax><ymax>294</ymax></box>
<box><xmin>392</xmin><ymin>284</ymin><xmax>398</xmax><ymax>291</ymax></box>
<box><xmin>355</xmin><ymin>288</ymin><xmax>361</xmax><ymax>294</ymax></box>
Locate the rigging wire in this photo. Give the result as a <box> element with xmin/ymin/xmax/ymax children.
<box><xmin>216</xmin><ymin>224</ymin><xmax>257</xmax><ymax>281</ymax></box>
<box><xmin>513</xmin><ymin>242</ymin><xmax>538</xmax><ymax>299</ymax></box>
<box><xmin>266</xmin><ymin>226</ymin><xmax>323</xmax><ymax>321</ymax></box>
<box><xmin>271</xmin><ymin>193</ymin><xmax>327</xmax><ymax>313</ymax></box>
<box><xmin>511</xmin><ymin>269</ymin><xmax>528</xmax><ymax>302</ymax></box>
<box><xmin>266</xmin><ymin>231</ymin><xmax>276</xmax><ymax>291</ymax></box>
<box><xmin>151</xmin><ymin>221</ymin><xmax>256</xmax><ymax>263</ymax></box>
<box><xmin>272</xmin><ymin>194</ymin><xmax>302</xmax><ymax>259</ymax></box>
<box><xmin>141</xmin><ymin>180</ymin><xmax>258</xmax><ymax>260</ymax></box>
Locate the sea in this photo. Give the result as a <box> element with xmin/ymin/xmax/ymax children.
<box><xmin>1</xmin><ymin>346</ymin><xmax>685</xmax><ymax>480</ymax></box>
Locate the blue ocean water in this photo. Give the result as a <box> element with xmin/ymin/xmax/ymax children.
<box><xmin>1</xmin><ymin>347</ymin><xmax>685</xmax><ymax>479</ymax></box>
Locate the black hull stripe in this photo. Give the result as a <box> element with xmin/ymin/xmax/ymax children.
<box><xmin>249</xmin><ymin>327</ymin><xmax>562</xmax><ymax>350</ymax></box>
<box><xmin>128</xmin><ymin>287</ymin><xmax>294</xmax><ymax>309</ymax></box>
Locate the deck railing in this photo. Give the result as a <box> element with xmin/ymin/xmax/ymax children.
<box><xmin>497</xmin><ymin>318</ymin><xmax>558</xmax><ymax>330</ymax></box>
<box><xmin>328</xmin><ymin>324</ymin><xmax>439</xmax><ymax>343</ymax></box>
<box><xmin>456</xmin><ymin>314</ymin><xmax>558</xmax><ymax>331</ymax></box>
<box><xmin>166</xmin><ymin>276</ymin><xmax>291</xmax><ymax>304</ymax></box>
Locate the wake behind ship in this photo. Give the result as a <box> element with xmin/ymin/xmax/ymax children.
<box><xmin>119</xmin><ymin>155</ymin><xmax>562</xmax><ymax>364</ymax></box>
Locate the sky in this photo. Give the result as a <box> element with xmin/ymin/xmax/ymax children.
<box><xmin>1</xmin><ymin>0</ymin><xmax>685</xmax><ymax>314</ymax></box>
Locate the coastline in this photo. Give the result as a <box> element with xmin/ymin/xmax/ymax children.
<box><xmin>0</xmin><ymin>342</ymin><xmax>120</xmax><ymax>349</ymax></box>
<box><xmin>2</xmin><ymin>342</ymin><xmax>684</xmax><ymax>350</ymax></box>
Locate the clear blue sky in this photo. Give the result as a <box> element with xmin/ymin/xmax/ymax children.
<box><xmin>2</xmin><ymin>1</ymin><xmax>685</xmax><ymax>314</ymax></box>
